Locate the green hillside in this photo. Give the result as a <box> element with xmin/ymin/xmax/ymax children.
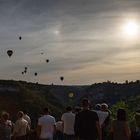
<box><xmin>0</xmin><ymin>80</ymin><xmax>64</xmax><ymax>127</ymax></box>
<box><xmin>0</xmin><ymin>79</ymin><xmax>140</xmax><ymax>128</ymax></box>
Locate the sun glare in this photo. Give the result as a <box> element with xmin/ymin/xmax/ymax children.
<box><xmin>123</xmin><ymin>20</ymin><xmax>139</xmax><ymax>38</ymax></box>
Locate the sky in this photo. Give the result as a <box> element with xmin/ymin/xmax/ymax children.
<box><xmin>0</xmin><ymin>0</ymin><xmax>140</xmax><ymax>85</ymax></box>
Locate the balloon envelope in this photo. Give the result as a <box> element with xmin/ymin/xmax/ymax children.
<box><xmin>46</xmin><ymin>59</ymin><xmax>49</xmax><ymax>63</ymax></box>
<box><xmin>34</xmin><ymin>72</ymin><xmax>38</xmax><ymax>76</ymax></box>
<box><xmin>60</xmin><ymin>76</ymin><xmax>64</xmax><ymax>81</ymax></box>
<box><xmin>7</xmin><ymin>50</ymin><xmax>13</xmax><ymax>57</ymax></box>
<box><xmin>19</xmin><ymin>36</ymin><xmax>22</xmax><ymax>40</ymax></box>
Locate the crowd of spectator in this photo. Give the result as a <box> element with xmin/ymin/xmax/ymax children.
<box><xmin>0</xmin><ymin>98</ymin><xmax>140</xmax><ymax>140</ymax></box>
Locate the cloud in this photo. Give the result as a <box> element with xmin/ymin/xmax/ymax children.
<box><xmin>1</xmin><ymin>0</ymin><xmax>140</xmax><ymax>84</ymax></box>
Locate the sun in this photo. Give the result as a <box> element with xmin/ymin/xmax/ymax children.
<box><xmin>123</xmin><ymin>20</ymin><xmax>139</xmax><ymax>37</ymax></box>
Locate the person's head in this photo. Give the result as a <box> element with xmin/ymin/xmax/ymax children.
<box><xmin>117</xmin><ymin>108</ymin><xmax>127</xmax><ymax>121</ymax></box>
<box><xmin>95</xmin><ymin>104</ymin><xmax>101</xmax><ymax>110</ymax></box>
<box><xmin>17</xmin><ymin>111</ymin><xmax>24</xmax><ymax>119</ymax></box>
<box><xmin>74</xmin><ymin>106</ymin><xmax>82</xmax><ymax>113</ymax></box>
<box><xmin>82</xmin><ymin>98</ymin><xmax>90</xmax><ymax>109</ymax></box>
<box><xmin>23</xmin><ymin>110</ymin><xmax>28</xmax><ymax>115</ymax></box>
<box><xmin>66</xmin><ymin>106</ymin><xmax>72</xmax><ymax>112</ymax></box>
<box><xmin>101</xmin><ymin>103</ymin><xmax>108</xmax><ymax>111</ymax></box>
<box><xmin>43</xmin><ymin>107</ymin><xmax>49</xmax><ymax>114</ymax></box>
<box><xmin>1</xmin><ymin>112</ymin><xmax>9</xmax><ymax>121</ymax></box>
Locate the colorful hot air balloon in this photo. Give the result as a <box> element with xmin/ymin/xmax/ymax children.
<box><xmin>60</xmin><ymin>76</ymin><xmax>64</xmax><ymax>81</ymax></box>
<box><xmin>7</xmin><ymin>50</ymin><xmax>13</xmax><ymax>57</ymax></box>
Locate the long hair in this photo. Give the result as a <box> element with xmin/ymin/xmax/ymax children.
<box><xmin>117</xmin><ymin>108</ymin><xmax>127</xmax><ymax>121</ymax></box>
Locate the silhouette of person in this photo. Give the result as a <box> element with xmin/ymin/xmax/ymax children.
<box><xmin>74</xmin><ymin>98</ymin><xmax>101</xmax><ymax>140</ymax></box>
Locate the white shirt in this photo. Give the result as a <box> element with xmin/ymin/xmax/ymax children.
<box><xmin>13</xmin><ymin>118</ymin><xmax>30</xmax><ymax>137</ymax></box>
<box><xmin>38</xmin><ymin>115</ymin><xmax>56</xmax><ymax>139</ymax></box>
<box><xmin>61</xmin><ymin>112</ymin><xmax>75</xmax><ymax>135</ymax></box>
<box><xmin>23</xmin><ymin>114</ymin><xmax>31</xmax><ymax>126</ymax></box>
<box><xmin>94</xmin><ymin>110</ymin><xmax>109</xmax><ymax>126</ymax></box>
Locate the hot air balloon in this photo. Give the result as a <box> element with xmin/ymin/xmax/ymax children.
<box><xmin>22</xmin><ymin>72</ymin><xmax>24</xmax><ymax>75</ymax></box>
<box><xmin>46</xmin><ymin>59</ymin><xmax>49</xmax><ymax>63</ymax></box>
<box><xmin>19</xmin><ymin>36</ymin><xmax>22</xmax><ymax>40</ymax></box>
<box><xmin>68</xmin><ymin>92</ymin><xmax>74</xmax><ymax>98</ymax></box>
<box><xmin>24</xmin><ymin>70</ymin><xmax>27</xmax><ymax>73</ymax></box>
<box><xmin>25</xmin><ymin>67</ymin><xmax>27</xmax><ymax>70</ymax></box>
<box><xmin>34</xmin><ymin>72</ymin><xmax>38</xmax><ymax>76</ymax></box>
<box><xmin>7</xmin><ymin>50</ymin><xmax>13</xmax><ymax>57</ymax></box>
<box><xmin>60</xmin><ymin>76</ymin><xmax>64</xmax><ymax>81</ymax></box>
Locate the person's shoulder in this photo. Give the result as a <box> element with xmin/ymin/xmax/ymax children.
<box><xmin>15</xmin><ymin>118</ymin><xmax>25</xmax><ymax>125</ymax></box>
<box><xmin>38</xmin><ymin>116</ymin><xmax>44</xmax><ymax>121</ymax></box>
<box><xmin>77</xmin><ymin>110</ymin><xmax>85</xmax><ymax>114</ymax></box>
<box><xmin>90</xmin><ymin>110</ymin><xmax>98</xmax><ymax>114</ymax></box>
<box><xmin>22</xmin><ymin>118</ymin><xmax>28</xmax><ymax>123</ymax></box>
<box><xmin>72</xmin><ymin>112</ymin><xmax>75</xmax><ymax>116</ymax></box>
<box><xmin>75</xmin><ymin>110</ymin><xmax>83</xmax><ymax>117</ymax></box>
<box><xmin>77</xmin><ymin>109</ymin><xmax>93</xmax><ymax>115</ymax></box>
<box><xmin>95</xmin><ymin>110</ymin><xmax>109</xmax><ymax>115</ymax></box>
<box><xmin>62</xmin><ymin>112</ymin><xmax>67</xmax><ymax>116</ymax></box>
<box><xmin>16</xmin><ymin>119</ymin><xmax>21</xmax><ymax>123</ymax></box>
<box><xmin>48</xmin><ymin>115</ymin><xmax>55</xmax><ymax>119</ymax></box>
<box><xmin>68</xmin><ymin>112</ymin><xmax>75</xmax><ymax>116</ymax></box>
<box><xmin>24</xmin><ymin>114</ymin><xmax>30</xmax><ymax>119</ymax></box>
<box><xmin>88</xmin><ymin>110</ymin><xmax>99</xmax><ymax>118</ymax></box>
<box><xmin>91</xmin><ymin>110</ymin><xmax>97</xmax><ymax>113</ymax></box>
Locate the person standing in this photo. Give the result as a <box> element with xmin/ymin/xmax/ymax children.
<box><xmin>110</xmin><ymin>108</ymin><xmax>131</xmax><ymax>140</ymax></box>
<box><xmin>61</xmin><ymin>106</ymin><xmax>75</xmax><ymax>140</ymax></box>
<box><xmin>101</xmin><ymin>103</ymin><xmax>111</xmax><ymax>140</ymax></box>
<box><xmin>94</xmin><ymin>104</ymin><xmax>109</xmax><ymax>127</ymax></box>
<box><xmin>0</xmin><ymin>112</ymin><xmax>13</xmax><ymax>140</ymax></box>
<box><xmin>37</xmin><ymin>107</ymin><xmax>56</xmax><ymax>140</ymax></box>
<box><xmin>23</xmin><ymin>110</ymin><xmax>31</xmax><ymax>140</ymax></box>
<box><xmin>23</xmin><ymin>110</ymin><xmax>31</xmax><ymax>127</ymax></box>
<box><xmin>55</xmin><ymin>121</ymin><xmax>63</xmax><ymax>140</ymax></box>
<box><xmin>12</xmin><ymin>111</ymin><xmax>30</xmax><ymax>140</ymax></box>
<box><xmin>74</xmin><ymin>98</ymin><xmax>102</xmax><ymax>140</ymax></box>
